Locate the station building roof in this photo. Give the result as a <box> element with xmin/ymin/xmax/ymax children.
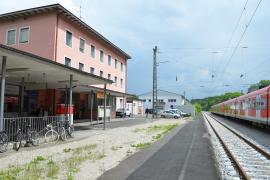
<box><xmin>0</xmin><ymin>44</ymin><xmax>112</xmax><ymax>92</ymax></box>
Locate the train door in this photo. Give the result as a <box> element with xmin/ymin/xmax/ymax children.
<box><xmin>256</xmin><ymin>95</ymin><xmax>260</xmax><ymax>120</ymax></box>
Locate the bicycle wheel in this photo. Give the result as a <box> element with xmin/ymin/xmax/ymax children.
<box><xmin>30</xmin><ymin>131</ymin><xmax>39</xmax><ymax>146</ymax></box>
<box><xmin>60</xmin><ymin>127</ymin><xmax>66</xmax><ymax>141</ymax></box>
<box><xmin>0</xmin><ymin>133</ymin><xmax>8</xmax><ymax>153</ymax></box>
<box><xmin>14</xmin><ymin>132</ymin><xmax>22</xmax><ymax>151</ymax></box>
<box><xmin>45</xmin><ymin>130</ymin><xmax>59</xmax><ymax>143</ymax></box>
<box><xmin>67</xmin><ymin>125</ymin><xmax>74</xmax><ymax>138</ymax></box>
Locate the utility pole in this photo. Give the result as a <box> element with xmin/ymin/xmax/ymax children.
<box><xmin>152</xmin><ymin>46</ymin><xmax>158</xmax><ymax>119</ymax></box>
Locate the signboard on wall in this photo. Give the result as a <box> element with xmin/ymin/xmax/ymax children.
<box><xmin>5</xmin><ymin>84</ymin><xmax>19</xmax><ymax>95</ymax></box>
<box><xmin>97</xmin><ymin>92</ymin><xmax>105</xmax><ymax>99</ymax></box>
<box><xmin>98</xmin><ymin>106</ymin><xmax>111</xmax><ymax>118</ymax></box>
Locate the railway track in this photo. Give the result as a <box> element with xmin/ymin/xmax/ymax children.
<box><xmin>203</xmin><ymin>112</ymin><xmax>270</xmax><ymax>180</ymax></box>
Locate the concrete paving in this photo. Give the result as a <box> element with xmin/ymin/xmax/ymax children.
<box><xmin>99</xmin><ymin>116</ymin><xmax>219</xmax><ymax>180</ymax></box>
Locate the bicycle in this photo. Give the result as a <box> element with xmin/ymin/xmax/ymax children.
<box><xmin>13</xmin><ymin>121</ymin><xmax>39</xmax><ymax>151</ymax></box>
<box><xmin>0</xmin><ymin>131</ymin><xmax>8</xmax><ymax>153</ymax></box>
<box><xmin>44</xmin><ymin>123</ymin><xmax>59</xmax><ymax>143</ymax></box>
<box><xmin>63</xmin><ymin>120</ymin><xmax>74</xmax><ymax>138</ymax></box>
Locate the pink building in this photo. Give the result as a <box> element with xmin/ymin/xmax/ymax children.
<box><xmin>0</xmin><ymin>4</ymin><xmax>131</xmax><ymax>120</ymax></box>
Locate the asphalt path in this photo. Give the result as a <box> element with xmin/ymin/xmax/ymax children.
<box><xmin>100</xmin><ymin>116</ymin><xmax>219</xmax><ymax>180</ymax></box>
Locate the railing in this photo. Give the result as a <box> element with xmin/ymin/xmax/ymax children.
<box><xmin>3</xmin><ymin>116</ymin><xmax>67</xmax><ymax>142</ymax></box>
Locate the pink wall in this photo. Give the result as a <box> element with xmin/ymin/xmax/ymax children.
<box><xmin>0</xmin><ymin>12</ymin><xmax>127</xmax><ymax>93</ymax></box>
<box><xmin>56</xmin><ymin>16</ymin><xmax>127</xmax><ymax>93</ymax></box>
<box><xmin>0</xmin><ymin>13</ymin><xmax>57</xmax><ymax>60</ymax></box>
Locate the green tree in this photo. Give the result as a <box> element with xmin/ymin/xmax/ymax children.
<box><xmin>248</xmin><ymin>80</ymin><xmax>270</xmax><ymax>93</ymax></box>
<box><xmin>194</xmin><ymin>102</ymin><xmax>202</xmax><ymax>114</ymax></box>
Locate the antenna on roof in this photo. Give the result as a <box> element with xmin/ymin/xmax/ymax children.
<box><xmin>79</xmin><ymin>0</ymin><xmax>83</xmax><ymax>19</ymax></box>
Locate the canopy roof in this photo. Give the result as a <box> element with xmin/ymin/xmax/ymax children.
<box><xmin>0</xmin><ymin>44</ymin><xmax>112</xmax><ymax>91</ymax></box>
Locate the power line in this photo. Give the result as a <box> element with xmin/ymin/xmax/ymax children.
<box><xmin>214</xmin><ymin>0</ymin><xmax>249</xmax><ymax>79</ymax></box>
<box><xmin>220</xmin><ymin>0</ymin><xmax>263</xmax><ymax>77</ymax></box>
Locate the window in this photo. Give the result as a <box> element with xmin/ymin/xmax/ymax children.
<box><xmin>114</xmin><ymin>76</ymin><xmax>117</xmax><ymax>87</ymax></box>
<box><xmin>148</xmin><ymin>99</ymin><xmax>151</xmax><ymax>102</ymax></box>
<box><xmin>65</xmin><ymin>57</ymin><xmax>71</xmax><ymax>67</ymax></box>
<box><xmin>79</xmin><ymin>38</ymin><xmax>85</xmax><ymax>52</ymax></box>
<box><xmin>7</xmin><ymin>29</ymin><xmax>16</xmax><ymax>45</ymax></box>
<box><xmin>121</xmin><ymin>63</ymin><xmax>123</xmax><ymax>72</ymax></box>
<box><xmin>100</xmin><ymin>70</ymin><xmax>103</xmax><ymax>77</ymax></box>
<box><xmin>90</xmin><ymin>67</ymin><xmax>95</xmax><ymax>74</ymax></box>
<box><xmin>168</xmin><ymin>99</ymin><xmax>176</xmax><ymax>103</ymax></box>
<box><xmin>100</xmin><ymin>50</ymin><xmax>104</xmax><ymax>62</ymax></box>
<box><xmin>120</xmin><ymin>78</ymin><xmax>123</xmax><ymax>88</ymax></box>
<box><xmin>65</xmin><ymin>30</ymin><xmax>72</xmax><ymax>47</ymax></box>
<box><xmin>115</xmin><ymin>59</ymin><xmax>118</xmax><ymax>69</ymax></box>
<box><xmin>91</xmin><ymin>45</ymin><xmax>95</xmax><ymax>58</ymax></box>
<box><xmin>142</xmin><ymin>99</ymin><xmax>146</xmax><ymax>102</ymax></box>
<box><xmin>79</xmin><ymin>63</ymin><xmax>84</xmax><ymax>71</ymax></box>
<box><xmin>108</xmin><ymin>74</ymin><xmax>111</xmax><ymax>80</ymax></box>
<box><xmin>20</xmin><ymin>27</ymin><xmax>29</xmax><ymax>43</ymax></box>
<box><xmin>108</xmin><ymin>55</ymin><xmax>111</xmax><ymax>66</ymax></box>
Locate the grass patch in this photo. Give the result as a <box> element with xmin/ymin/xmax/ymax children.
<box><xmin>46</xmin><ymin>159</ymin><xmax>59</xmax><ymax>178</ymax></box>
<box><xmin>63</xmin><ymin>148</ymin><xmax>72</xmax><ymax>153</ymax></box>
<box><xmin>130</xmin><ymin>142</ymin><xmax>151</xmax><ymax>149</ymax></box>
<box><xmin>0</xmin><ymin>165</ymin><xmax>23</xmax><ymax>180</ymax></box>
<box><xmin>133</xmin><ymin>127</ymin><xmax>146</xmax><ymax>132</ymax></box>
<box><xmin>152</xmin><ymin>133</ymin><xmax>162</xmax><ymax>140</ymax></box>
<box><xmin>73</xmin><ymin>144</ymin><xmax>97</xmax><ymax>154</ymax></box>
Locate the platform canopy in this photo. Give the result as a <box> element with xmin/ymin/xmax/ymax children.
<box><xmin>0</xmin><ymin>44</ymin><xmax>112</xmax><ymax>90</ymax></box>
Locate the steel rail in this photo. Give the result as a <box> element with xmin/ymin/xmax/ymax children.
<box><xmin>203</xmin><ymin>113</ymin><xmax>250</xmax><ymax>180</ymax></box>
<box><xmin>209</xmin><ymin>114</ymin><xmax>270</xmax><ymax>160</ymax></box>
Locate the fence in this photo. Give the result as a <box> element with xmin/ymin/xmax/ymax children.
<box><xmin>3</xmin><ymin>116</ymin><xmax>67</xmax><ymax>142</ymax></box>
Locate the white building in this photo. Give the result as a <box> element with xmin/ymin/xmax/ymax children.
<box><xmin>139</xmin><ymin>90</ymin><xmax>186</xmax><ymax>110</ymax></box>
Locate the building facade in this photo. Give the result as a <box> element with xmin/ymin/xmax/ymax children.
<box><xmin>0</xmin><ymin>4</ymin><xmax>131</xmax><ymax>120</ymax></box>
<box><xmin>139</xmin><ymin>90</ymin><xmax>189</xmax><ymax>112</ymax></box>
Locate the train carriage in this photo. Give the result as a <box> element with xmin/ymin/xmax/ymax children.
<box><xmin>211</xmin><ymin>86</ymin><xmax>270</xmax><ymax>125</ymax></box>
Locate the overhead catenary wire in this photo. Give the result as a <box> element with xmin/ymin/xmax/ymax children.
<box><xmin>220</xmin><ymin>0</ymin><xmax>263</xmax><ymax>78</ymax></box>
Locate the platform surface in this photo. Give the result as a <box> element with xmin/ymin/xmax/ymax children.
<box><xmin>99</xmin><ymin>116</ymin><xmax>219</xmax><ymax>180</ymax></box>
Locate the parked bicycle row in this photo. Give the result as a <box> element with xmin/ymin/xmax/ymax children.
<box><xmin>0</xmin><ymin>119</ymin><xmax>74</xmax><ymax>153</ymax></box>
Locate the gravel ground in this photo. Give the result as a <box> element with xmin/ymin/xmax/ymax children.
<box><xmin>0</xmin><ymin>118</ymin><xmax>187</xmax><ymax>179</ymax></box>
<box><xmin>211</xmin><ymin>114</ymin><xmax>270</xmax><ymax>151</ymax></box>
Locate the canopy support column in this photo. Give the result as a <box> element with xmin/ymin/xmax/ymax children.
<box><xmin>0</xmin><ymin>56</ymin><xmax>6</xmax><ymax>131</ymax></box>
<box><xmin>90</xmin><ymin>90</ymin><xmax>94</xmax><ymax>125</ymax></box>
<box><xmin>103</xmin><ymin>84</ymin><xmax>107</xmax><ymax>130</ymax></box>
<box><xmin>20</xmin><ymin>77</ymin><xmax>25</xmax><ymax>116</ymax></box>
<box><xmin>69</xmin><ymin>74</ymin><xmax>73</xmax><ymax>124</ymax></box>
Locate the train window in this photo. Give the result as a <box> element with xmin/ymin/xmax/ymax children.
<box><xmin>261</xmin><ymin>98</ymin><xmax>266</xmax><ymax>110</ymax></box>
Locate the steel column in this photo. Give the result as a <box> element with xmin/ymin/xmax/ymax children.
<box><xmin>69</xmin><ymin>74</ymin><xmax>73</xmax><ymax>124</ymax></box>
<box><xmin>0</xmin><ymin>56</ymin><xmax>6</xmax><ymax>131</ymax></box>
<box><xmin>103</xmin><ymin>84</ymin><xmax>107</xmax><ymax>130</ymax></box>
<box><xmin>90</xmin><ymin>90</ymin><xmax>94</xmax><ymax>125</ymax></box>
<box><xmin>20</xmin><ymin>77</ymin><xmax>25</xmax><ymax>116</ymax></box>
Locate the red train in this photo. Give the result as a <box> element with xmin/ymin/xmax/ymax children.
<box><xmin>211</xmin><ymin>86</ymin><xmax>270</xmax><ymax>125</ymax></box>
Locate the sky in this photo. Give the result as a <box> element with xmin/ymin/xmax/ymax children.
<box><xmin>1</xmin><ymin>0</ymin><xmax>269</xmax><ymax>100</ymax></box>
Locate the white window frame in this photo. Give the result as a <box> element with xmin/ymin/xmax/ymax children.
<box><xmin>100</xmin><ymin>49</ymin><xmax>104</xmax><ymax>62</ymax></box>
<box><xmin>64</xmin><ymin>56</ymin><xmax>71</xmax><ymax>67</ymax></box>
<box><xmin>65</xmin><ymin>29</ymin><xmax>73</xmax><ymax>48</ymax></box>
<box><xmin>100</xmin><ymin>70</ymin><xmax>104</xmax><ymax>77</ymax></box>
<box><xmin>19</xmin><ymin>26</ymin><xmax>30</xmax><ymax>44</ymax></box>
<box><xmin>115</xmin><ymin>59</ymin><xmax>118</xmax><ymax>69</ymax></box>
<box><xmin>91</xmin><ymin>45</ymin><xmax>95</xmax><ymax>58</ymax></box>
<box><xmin>108</xmin><ymin>55</ymin><xmax>112</xmax><ymax>66</ymax></box>
<box><xmin>79</xmin><ymin>62</ymin><xmax>84</xmax><ymax>71</ymax></box>
<box><xmin>79</xmin><ymin>37</ymin><xmax>85</xmax><ymax>53</ymax></box>
<box><xmin>90</xmin><ymin>67</ymin><xmax>95</xmax><ymax>74</ymax></box>
<box><xmin>121</xmin><ymin>63</ymin><xmax>123</xmax><ymax>72</ymax></box>
<box><xmin>114</xmin><ymin>76</ymin><xmax>117</xmax><ymax>87</ymax></box>
<box><xmin>120</xmin><ymin>78</ymin><xmax>123</xmax><ymax>88</ymax></box>
<box><xmin>6</xmin><ymin>28</ymin><xmax>16</xmax><ymax>45</ymax></box>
